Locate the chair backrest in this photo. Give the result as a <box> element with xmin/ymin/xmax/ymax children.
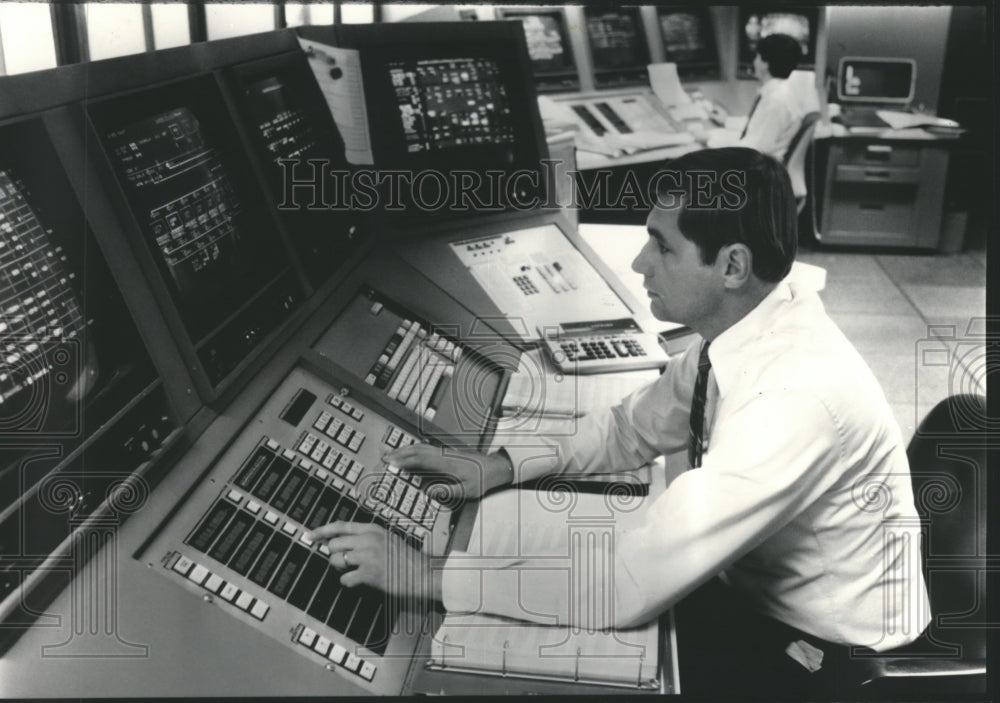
<box><xmin>782</xmin><ymin>111</ymin><xmax>820</xmax><ymax>200</ymax></box>
<box><xmin>905</xmin><ymin>394</ymin><xmax>988</xmax><ymax>660</ymax></box>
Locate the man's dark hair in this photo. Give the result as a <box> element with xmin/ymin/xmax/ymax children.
<box><xmin>756</xmin><ymin>33</ymin><xmax>802</xmax><ymax>79</ymax></box>
<box><xmin>655</xmin><ymin>147</ymin><xmax>797</xmax><ymax>282</ymax></box>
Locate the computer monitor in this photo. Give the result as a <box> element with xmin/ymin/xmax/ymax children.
<box><xmin>837</xmin><ymin>57</ymin><xmax>916</xmax><ymax>105</ymax></box>
<box><xmin>226</xmin><ymin>51</ymin><xmax>361</xmax><ymax>288</ymax></box>
<box><xmin>656</xmin><ymin>6</ymin><xmax>720</xmax><ymax>80</ymax></box>
<box><xmin>496</xmin><ymin>7</ymin><xmax>579</xmax><ymax>93</ymax></box>
<box><xmin>583</xmin><ymin>6</ymin><xmax>651</xmax><ymax>88</ymax></box>
<box><xmin>0</xmin><ymin>114</ymin><xmax>158</xmax><ymax>557</ymax></box>
<box><xmin>304</xmin><ymin>21</ymin><xmax>549</xmax><ymax>220</ymax></box>
<box><xmin>85</xmin><ymin>74</ymin><xmax>305</xmax><ymax>390</ymax></box>
<box><xmin>738</xmin><ymin>6</ymin><xmax>818</xmax><ymax>77</ymax></box>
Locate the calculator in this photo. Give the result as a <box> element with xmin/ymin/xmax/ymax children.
<box><xmin>538</xmin><ymin>318</ymin><xmax>673</xmax><ymax>374</ymax></box>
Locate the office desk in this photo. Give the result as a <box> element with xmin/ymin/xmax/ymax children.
<box><xmin>813</xmin><ymin>125</ymin><xmax>960</xmax><ymax>249</ymax></box>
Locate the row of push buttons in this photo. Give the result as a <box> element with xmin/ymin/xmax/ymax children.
<box><xmin>560</xmin><ymin>336</ymin><xmax>647</xmax><ymax>361</ymax></box>
<box><xmin>296</xmin><ymin>625</ymin><xmax>376</xmax><ymax>682</ymax></box>
<box><xmin>171</xmin><ymin>552</ymin><xmax>270</xmax><ymax>621</ymax></box>
<box><xmin>369</xmin><ymin>465</ymin><xmax>440</xmax><ymax>530</ymax></box>
<box><xmin>383</xmin><ymin>424</ymin><xmax>418</xmax><ymax>449</ymax></box>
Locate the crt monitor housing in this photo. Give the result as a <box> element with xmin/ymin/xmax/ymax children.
<box><xmin>656</xmin><ymin>6</ymin><xmax>721</xmax><ymax>79</ymax></box>
<box><xmin>495</xmin><ymin>7</ymin><xmax>579</xmax><ymax>93</ymax></box>
<box><xmin>224</xmin><ymin>51</ymin><xmax>362</xmax><ymax>289</ymax></box>
<box><xmin>0</xmin><ymin>112</ymin><xmax>163</xmax><ymax>637</ymax></box>
<box><xmin>85</xmin><ymin>73</ymin><xmax>306</xmax><ymax>393</ymax></box>
<box><xmin>738</xmin><ymin>6</ymin><xmax>819</xmax><ymax>77</ymax></box>
<box><xmin>837</xmin><ymin>57</ymin><xmax>917</xmax><ymax>106</ymax></box>
<box><xmin>583</xmin><ymin>6</ymin><xmax>652</xmax><ymax>88</ymax></box>
<box><xmin>302</xmin><ymin>21</ymin><xmax>549</xmax><ymax>223</ymax></box>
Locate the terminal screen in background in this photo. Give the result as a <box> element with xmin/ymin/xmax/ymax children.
<box><xmin>585</xmin><ymin>9</ymin><xmax>647</xmax><ymax>70</ymax></box>
<box><xmin>508</xmin><ymin>12</ymin><xmax>573</xmax><ymax>74</ymax></box>
<box><xmin>389</xmin><ymin>57</ymin><xmax>516</xmax><ymax>153</ymax></box>
<box><xmin>658</xmin><ymin>8</ymin><xmax>718</xmax><ymax>70</ymax></box>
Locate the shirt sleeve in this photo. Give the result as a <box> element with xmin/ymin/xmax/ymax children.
<box><xmin>442</xmin><ymin>389</ymin><xmax>846</xmax><ymax>630</ymax></box>
<box><xmin>498</xmin><ymin>338</ymin><xmax>701</xmax><ymax>484</ymax></box>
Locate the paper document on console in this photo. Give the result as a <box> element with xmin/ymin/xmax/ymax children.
<box><xmin>297</xmin><ymin>37</ymin><xmax>374</xmax><ymax>164</ymax></box>
<box><xmin>501</xmin><ymin>349</ymin><xmax>659</xmax><ymax>419</ymax></box>
<box><xmin>430</xmin><ymin>489</ymin><xmax>660</xmax><ymax>688</ymax></box>
<box><xmin>648</xmin><ymin>62</ymin><xmax>691</xmax><ymax>107</ymax></box>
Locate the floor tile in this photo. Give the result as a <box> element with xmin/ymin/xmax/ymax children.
<box><xmin>875</xmin><ymin>253</ymin><xmax>988</xmax><ymax>287</ymax></box>
<box><xmin>899</xmin><ymin>285</ymin><xmax>986</xmax><ymax>324</ymax></box>
<box><xmin>818</xmin><ymin>277</ymin><xmax>916</xmax><ymax>315</ymax></box>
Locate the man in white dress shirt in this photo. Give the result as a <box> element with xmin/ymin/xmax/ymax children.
<box><xmin>705</xmin><ymin>33</ymin><xmax>809</xmax><ymax>162</ymax></box>
<box><xmin>309</xmin><ymin>148</ymin><xmax>929</xmax><ymax>697</ymax></box>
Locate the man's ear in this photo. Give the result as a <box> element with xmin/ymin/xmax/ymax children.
<box><xmin>719</xmin><ymin>243</ymin><xmax>753</xmax><ymax>289</ymax></box>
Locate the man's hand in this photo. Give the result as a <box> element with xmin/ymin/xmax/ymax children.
<box><xmin>306</xmin><ymin>521</ymin><xmax>442</xmax><ymax>602</ymax></box>
<box><xmin>383</xmin><ymin>444</ymin><xmax>513</xmax><ymax>502</ymax></box>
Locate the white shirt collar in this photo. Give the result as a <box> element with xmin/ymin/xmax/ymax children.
<box><xmin>707</xmin><ymin>280</ymin><xmax>797</xmax><ymax>397</ymax></box>
<box><xmin>759</xmin><ymin>77</ymin><xmax>785</xmax><ymax>98</ymax></box>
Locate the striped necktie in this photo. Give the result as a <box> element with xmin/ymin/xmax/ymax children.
<box><xmin>688</xmin><ymin>341</ymin><xmax>712</xmax><ymax>469</ymax></box>
<box><xmin>740</xmin><ymin>95</ymin><xmax>762</xmax><ymax>139</ymax></box>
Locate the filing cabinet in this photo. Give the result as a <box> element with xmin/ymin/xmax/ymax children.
<box><xmin>818</xmin><ymin>139</ymin><xmax>950</xmax><ymax>249</ymax></box>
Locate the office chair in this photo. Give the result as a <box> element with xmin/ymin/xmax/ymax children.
<box><xmin>782</xmin><ymin>111</ymin><xmax>821</xmax><ymax>215</ymax></box>
<box><xmin>856</xmin><ymin>394</ymin><xmax>989</xmax><ymax>696</ymax></box>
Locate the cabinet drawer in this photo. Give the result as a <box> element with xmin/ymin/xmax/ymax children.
<box><xmin>833</xmin><ymin>142</ymin><xmax>921</xmax><ymax>166</ymax></box>
<box><xmin>827</xmin><ymin>198</ymin><xmax>914</xmax><ymax>237</ymax></box>
<box><xmin>834</xmin><ymin>164</ymin><xmax>921</xmax><ymax>184</ymax></box>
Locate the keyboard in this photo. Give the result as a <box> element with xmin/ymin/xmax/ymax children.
<box><xmin>836</xmin><ymin>107</ymin><xmax>890</xmax><ymax>129</ymax></box>
<box><xmin>538</xmin><ymin>319</ymin><xmax>671</xmax><ymax>375</ymax></box>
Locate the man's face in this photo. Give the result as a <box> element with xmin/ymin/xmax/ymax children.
<box><xmin>632</xmin><ymin>206</ymin><xmax>723</xmax><ymax>327</ymax></box>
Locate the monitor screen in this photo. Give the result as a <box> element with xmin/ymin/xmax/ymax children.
<box><xmin>319</xmin><ymin>22</ymin><xmax>549</xmax><ymax>219</ymax></box>
<box><xmin>837</xmin><ymin>57</ymin><xmax>916</xmax><ymax>105</ymax></box>
<box><xmin>0</xmin><ymin>116</ymin><xmax>155</xmax><ymax>497</ymax></box>
<box><xmin>496</xmin><ymin>8</ymin><xmax>579</xmax><ymax>92</ymax></box>
<box><xmin>656</xmin><ymin>7</ymin><xmax>720</xmax><ymax>79</ymax></box>
<box><xmin>227</xmin><ymin>52</ymin><xmax>360</xmax><ymax>288</ymax></box>
<box><xmin>87</xmin><ymin>75</ymin><xmax>304</xmax><ymax>387</ymax></box>
<box><xmin>583</xmin><ymin>6</ymin><xmax>651</xmax><ymax>87</ymax></box>
<box><xmin>738</xmin><ymin>7</ymin><xmax>818</xmax><ymax>76</ymax></box>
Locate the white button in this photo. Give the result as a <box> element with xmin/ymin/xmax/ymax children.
<box><xmin>265</xmin><ymin>438</ymin><xmax>280</xmax><ymax>450</ymax></box>
<box><xmin>235</xmin><ymin>592</ymin><xmax>254</xmax><ymax>611</ymax></box>
<box><xmin>344</xmin><ymin>653</ymin><xmax>362</xmax><ymax>672</ymax></box>
<box><xmin>299</xmin><ymin>458</ymin><xmax>313</xmax><ymax>470</ymax></box>
<box><xmin>319</xmin><ymin>544</ymin><xmax>331</xmax><ymax>557</ymax></box>
<box><xmin>313</xmin><ymin>636</ymin><xmax>332</xmax><ymax>657</ymax></box>
<box><xmin>263</xmin><ymin>510</ymin><xmax>279</xmax><ymax>525</ymax></box>
<box><xmin>328</xmin><ymin>643</ymin><xmax>347</xmax><ymax>664</ymax></box>
<box><xmin>187</xmin><ymin>564</ymin><xmax>209</xmax><ymax>585</ymax></box>
<box><xmin>282</xmin><ymin>449</ymin><xmax>296</xmax><ymax>460</ymax></box>
<box><xmin>359</xmin><ymin>661</ymin><xmax>377</xmax><ymax>681</ymax></box>
<box><xmin>204</xmin><ymin>574</ymin><xmax>225</xmax><ymax>593</ymax></box>
<box><xmin>246</xmin><ymin>500</ymin><xmax>262</xmax><ymax>514</ymax></box>
<box><xmin>298</xmin><ymin>627</ymin><xmax>318</xmax><ymax>647</ymax></box>
<box><xmin>220</xmin><ymin>583</ymin><xmax>240</xmax><ymax>602</ymax></box>
<box><xmin>226</xmin><ymin>489</ymin><xmax>243</xmax><ymax>503</ymax></box>
<box><xmin>300</xmin><ymin>532</ymin><xmax>315</xmax><ymax>546</ymax></box>
<box><xmin>282</xmin><ymin>521</ymin><xmax>298</xmax><ymax>536</ymax></box>
<box><xmin>250</xmin><ymin>600</ymin><xmax>270</xmax><ymax>620</ymax></box>
<box><xmin>172</xmin><ymin>555</ymin><xmax>194</xmax><ymax>576</ymax></box>
<box><xmin>315</xmin><ymin>468</ymin><xmax>331</xmax><ymax>482</ymax></box>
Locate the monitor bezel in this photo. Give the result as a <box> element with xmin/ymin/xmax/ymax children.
<box><xmin>495</xmin><ymin>6</ymin><xmax>580</xmax><ymax>92</ymax></box>
<box><xmin>654</xmin><ymin>6</ymin><xmax>721</xmax><ymax>79</ymax></box>
<box><xmin>836</xmin><ymin>56</ymin><xmax>917</xmax><ymax>105</ymax></box>
<box><xmin>582</xmin><ymin>5</ymin><xmax>652</xmax><ymax>88</ymax></box>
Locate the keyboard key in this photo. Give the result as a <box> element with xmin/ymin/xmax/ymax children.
<box><xmin>250</xmin><ymin>600</ymin><xmax>270</xmax><ymax>620</ymax></box>
<box><xmin>297</xmin><ymin>627</ymin><xmax>318</xmax><ymax>648</ymax></box>
<box><xmin>172</xmin><ymin>554</ymin><xmax>194</xmax><ymax>576</ymax></box>
<box><xmin>226</xmin><ymin>489</ymin><xmax>243</xmax><ymax>504</ymax></box>
<box><xmin>328</xmin><ymin>643</ymin><xmax>347</xmax><ymax>665</ymax></box>
<box><xmin>188</xmin><ymin>564</ymin><xmax>211</xmax><ymax>586</ymax></box>
<box><xmin>343</xmin><ymin>653</ymin><xmax>363</xmax><ymax>673</ymax></box>
<box><xmin>348</xmin><ymin>434</ymin><xmax>364</xmax><ymax>453</ymax></box>
<box><xmin>334</xmin><ymin>456</ymin><xmax>351</xmax><ymax>477</ymax></box>
<box><xmin>235</xmin><ymin>592</ymin><xmax>254</xmax><ymax>611</ymax></box>
<box><xmin>263</xmin><ymin>511</ymin><xmax>279</xmax><ymax>525</ymax></box>
<box><xmin>281</xmin><ymin>522</ymin><xmax>297</xmax><ymax>536</ymax></box>
<box><xmin>246</xmin><ymin>500</ymin><xmax>262</xmax><ymax>514</ymax></box>
<box><xmin>313</xmin><ymin>411</ymin><xmax>332</xmax><ymax>433</ymax></box>
<box><xmin>298</xmin><ymin>433</ymin><xmax>318</xmax><ymax>456</ymax></box>
<box><xmin>313</xmin><ymin>636</ymin><xmax>332</xmax><ymax>657</ymax></box>
<box><xmin>220</xmin><ymin>583</ymin><xmax>240</xmax><ymax>602</ymax></box>
<box><xmin>359</xmin><ymin>661</ymin><xmax>376</xmax><ymax>681</ymax></box>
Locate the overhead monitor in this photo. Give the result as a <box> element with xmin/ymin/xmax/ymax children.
<box><xmin>0</xmin><ymin>114</ymin><xmax>157</xmax><ymax>527</ymax></box>
<box><xmin>226</xmin><ymin>51</ymin><xmax>362</xmax><ymax>288</ymax></box>
<box><xmin>656</xmin><ymin>6</ymin><xmax>720</xmax><ymax>80</ymax></box>
<box><xmin>837</xmin><ymin>57</ymin><xmax>916</xmax><ymax>105</ymax></box>
<box><xmin>495</xmin><ymin>7</ymin><xmax>579</xmax><ymax>93</ymax></box>
<box><xmin>304</xmin><ymin>21</ymin><xmax>549</xmax><ymax>221</ymax></box>
<box><xmin>583</xmin><ymin>6</ymin><xmax>651</xmax><ymax>88</ymax></box>
<box><xmin>86</xmin><ymin>75</ymin><xmax>305</xmax><ymax>391</ymax></box>
<box><xmin>738</xmin><ymin>6</ymin><xmax>818</xmax><ymax>77</ymax></box>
